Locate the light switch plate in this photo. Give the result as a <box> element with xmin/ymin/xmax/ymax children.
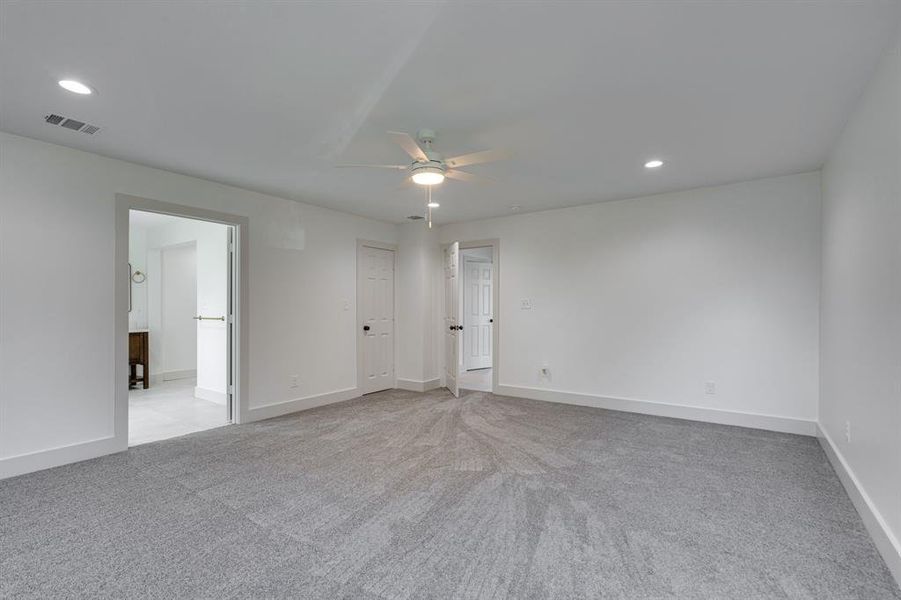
<box><xmin>520</xmin><ymin>298</ymin><xmax>532</xmax><ymax>310</ymax></box>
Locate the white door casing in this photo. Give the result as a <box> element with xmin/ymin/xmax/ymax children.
<box><xmin>463</xmin><ymin>258</ymin><xmax>493</xmax><ymax>371</ymax></box>
<box><xmin>444</xmin><ymin>242</ymin><xmax>460</xmax><ymax>397</ymax></box>
<box><xmin>226</xmin><ymin>226</ymin><xmax>235</xmax><ymax>423</ymax></box>
<box><xmin>360</xmin><ymin>244</ymin><xmax>395</xmax><ymax>394</ymax></box>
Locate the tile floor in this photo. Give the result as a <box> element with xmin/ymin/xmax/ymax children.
<box><xmin>459</xmin><ymin>367</ymin><xmax>492</xmax><ymax>391</ymax></box>
<box><xmin>128</xmin><ymin>378</ymin><xmax>228</xmax><ymax>445</ymax></box>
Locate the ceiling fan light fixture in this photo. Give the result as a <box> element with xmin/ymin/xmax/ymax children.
<box><xmin>427</xmin><ymin>201</ymin><xmax>440</xmax><ymax>208</ymax></box>
<box><xmin>411</xmin><ymin>162</ymin><xmax>445</xmax><ymax>185</ymax></box>
<box><xmin>411</xmin><ymin>167</ymin><xmax>445</xmax><ymax>185</ymax></box>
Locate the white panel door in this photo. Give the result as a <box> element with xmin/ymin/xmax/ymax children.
<box><xmin>464</xmin><ymin>259</ymin><xmax>493</xmax><ymax>370</ymax></box>
<box><xmin>361</xmin><ymin>245</ymin><xmax>395</xmax><ymax>395</ymax></box>
<box><xmin>444</xmin><ymin>242</ymin><xmax>460</xmax><ymax>397</ymax></box>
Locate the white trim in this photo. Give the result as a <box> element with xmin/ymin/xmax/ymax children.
<box><xmin>495</xmin><ymin>384</ymin><xmax>817</xmax><ymax>436</ymax></box>
<box><xmin>0</xmin><ymin>436</ymin><xmax>124</xmax><ymax>480</ymax></box>
<box><xmin>194</xmin><ymin>387</ymin><xmax>228</xmax><ymax>405</ymax></box>
<box><xmin>246</xmin><ymin>387</ymin><xmax>360</xmax><ymax>422</ymax></box>
<box><xmin>396</xmin><ymin>378</ymin><xmax>442</xmax><ymax>392</ymax></box>
<box><xmin>817</xmin><ymin>423</ymin><xmax>901</xmax><ymax>585</ymax></box>
<box><xmin>356</xmin><ymin>239</ymin><xmax>398</xmax><ymax>395</ymax></box>
<box><xmin>151</xmin><ymin>369</ymin><xmax>196</xmax><ymax>384</ymax></box>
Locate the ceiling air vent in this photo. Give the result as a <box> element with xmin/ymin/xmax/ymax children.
<box><xmin>61</xmin><ymin>118</ymin><xmax>85</xmax><ymax>131</ymax></box>
<box><xmin>44</xmin><ymin>113</ymin><xmax>101</xmax><ymax>135</ymax></box>
<box><xmin>406</xmin><ymin>215</ymin><xmax>424</xmax><ymax>220</ymax></box>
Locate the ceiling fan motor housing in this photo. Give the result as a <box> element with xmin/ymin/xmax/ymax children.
<box><xmin>410</xmin><ymin>160</ymin><xmax>447</xmax><ymax>177</ymax></box>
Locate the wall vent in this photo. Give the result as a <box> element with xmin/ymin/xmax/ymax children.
<box><xmin>406</xmin><ymin>215</ymin><xmax>424</xmax><ymax>220</ymax></box>
<box><xmin>44</xmin><ymin>113</ymin><xmax>101</xmax><ymax>135</ymax></box>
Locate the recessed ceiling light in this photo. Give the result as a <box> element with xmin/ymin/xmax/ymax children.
<box><xmin>427</xmin><ymin>201</ymin><xmax>440</xmax><ymax>208</ymax></box>
<box><xmin>511</xmin><ymin>205</ymin><xmax>521</xmax><ymax>211</ymax></box>
<box><xmin>644</xmin><ymin>159</ymin><xmax>664</xmax><ymax>169</ymax></box>
<box><xmin>58</xmin><ymin>80</ymin><xmax>93</xmax><ymax>95</ymax></box>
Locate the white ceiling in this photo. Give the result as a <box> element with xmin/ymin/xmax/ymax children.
<box><xmin>2</xmin><ymin>1</ymin><xmax>899</xmax><ymax>224</ymax></box>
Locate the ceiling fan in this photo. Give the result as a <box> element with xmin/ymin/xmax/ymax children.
<box><xmin>337</xmin><ymin>129</ymin><xmax>508</xmax><ymax>187</ymax></box>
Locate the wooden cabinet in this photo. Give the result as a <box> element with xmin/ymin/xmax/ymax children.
<box><xmin>129</xmin><ymin>331</ymin><xmax>149</xmax><ymax>389</ymax></box>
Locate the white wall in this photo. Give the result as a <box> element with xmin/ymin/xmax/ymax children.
<box><xmin>820</xmin><ymin>33</ymin><xmax>901</xmax><ymax>578</ymax></box>
<box><xmin>440</xmin><ymin>172</ymin><xmax>821</xmax><ymax>433</ymax></box>
<box><xmin>0</xmin><ymin>132</ymin><xmax>396</xmax><ymax>476</ymax></box>
<box><xmin>395</xmin><ymin>222</ymin><xmax>441</xmax><ymax>389</ymax></box>
<box><xmin>159</xmin><ymin>242</ymin><xmax>198</xmax><ymax>375</ymax></box>
<box><xmin>127</xmin><ymin>226</ymin><xmax>148</xmax><ymax>330</ymax></box>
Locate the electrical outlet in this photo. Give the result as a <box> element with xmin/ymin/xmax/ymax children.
<box><xmin>520</xmin><ymin>298</ymin><xmax>532</xmax><ymax>310</ymax></box>
<box><xmin>704</xmin><ymin>381</ymin><xmax>716</xmax><ymax>395</ymax></box>
<box><xmin>342</xmin><ymin>299</ymin><xmax>350</xmax><ymax>311</ymax></box>
<box><xmin>290</xmin><ymin>375</ymin><xmax>299</xmax><ymax>389</ymax></box>
<box><xmin>845</xmin><ymin>420</ymin><xmax>851</xmax><ymax>443</ymax></box>
<box><xmin>540</xmin><ymin>365</ymin><xmax>550</xmax><ymax>379</ymax></box>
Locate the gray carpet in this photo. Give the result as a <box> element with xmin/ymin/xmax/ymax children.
<box><xmin>1</xmin><ymin>388</ymin><xmax>898</xmax><ymax>599</ymax></box>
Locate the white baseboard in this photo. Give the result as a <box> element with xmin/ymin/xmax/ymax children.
<box><xmin>495</xmin><ymin>384</ymin><xmax>817</xmax><ymax>436</ymax></box>
<box><xmin>194</xmin><ymin>386</ymin><xmax>227</xmax><ymax>405</ymax></box>
<box><xmin>150</xmin><ymin>369</ymin><xmax>196</xmax><ymax>384</ymax></box>
<box><xmin>0</xmin><ymin>435</ymin><xmax>125</xmax><ymax>480</ymax></box>
<box><xmin>246</xmin><ymin>387</ymin><xmax>360</xmax><ymax>422</ymax></box>
<box><xmin>396</xmin><ymin>378</ymin><xmax>442</xmax><ymax>392</ymax></box>
<box><xmin>817</xmin><ymin>423</ymin><xmax>901</xmax><ymax>586</ymax></box>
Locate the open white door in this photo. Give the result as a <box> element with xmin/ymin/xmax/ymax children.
<box><xmin>444</xmin><ymin>242</ymin><xmax>461</xmax><ymax>397</ymax></box>
<box><xmin>463</xmin><ymin>258</ymin><xmax>493</xmax><ymax>371</ymax></box>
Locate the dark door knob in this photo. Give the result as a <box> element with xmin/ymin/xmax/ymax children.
<box><xmin>363</xmin><ymin>325</ymin><xmax>370</xmax><ymax>331</ymax></box>
<box><xmin>489</xmin><ymin>318</ymin><xmax>494</xmax><ymax>323</ymax></box>
<box><xmin>449</xmin><ymin>325</ymin><xmax>455</xmax><ymax>331</ymax></box>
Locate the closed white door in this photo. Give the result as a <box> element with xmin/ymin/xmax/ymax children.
<box><xmin>444</xmin><ymin>242</ymin><xmax>460</xmax><ymax>397</ymax></box>
<box><xmin>464</xmin><ymin>258</ymin><xmax>493</xmax><ymax>370</ymax></box>
<box><xmin>360</xmin><ymin>245</ymin><xmax>394</xmax><ymax>394</ymax></box>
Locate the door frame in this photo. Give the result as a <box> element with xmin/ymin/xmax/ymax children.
<box><xmin>444</xmin><ymin>239</ymin><xmax>500</xmax><ymax>393</ymax></box>
<box><xmin>115</xmin><ymin>194</ymin><xmax>250</xmax><ymax>451</ymax></box>
<box><xmin>356</xmin><ymin>239</ymin><xmax>398</xmax><ymax>394</ymax></box>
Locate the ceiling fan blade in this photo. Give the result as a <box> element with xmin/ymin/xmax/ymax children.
<box><xmin>445</xmin><ymin>169</ymin><xmax>495</xmax><ymax>184</ymax></box>
<box><xmin>387</xmin><ymin>131</ymin><xmax>429</xmax><ymax>162</ymax></box>
<box><xmin>335</xmin><ymin>164</ymin><xmax>408</xmax><ymax>170</ymax></box>
<box><xmin>444</xmin><ymin>148</ymin><xmax>509</xmax><ymax>169</ymax></box>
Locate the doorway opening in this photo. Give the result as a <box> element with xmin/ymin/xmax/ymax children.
<box><xmin>459</xmin><ymin>246</ymin><xmax>494</xmax><ymax>392</ymax></box>
<box><xmin>127</xmin><ymin>209</ymin><xmax>233</xmax><ymax>445</ymax></box>
<box><xmin>444</xmin><ymin>240</ymin><xmax>498</xmax><ymax>397</ymax></box>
